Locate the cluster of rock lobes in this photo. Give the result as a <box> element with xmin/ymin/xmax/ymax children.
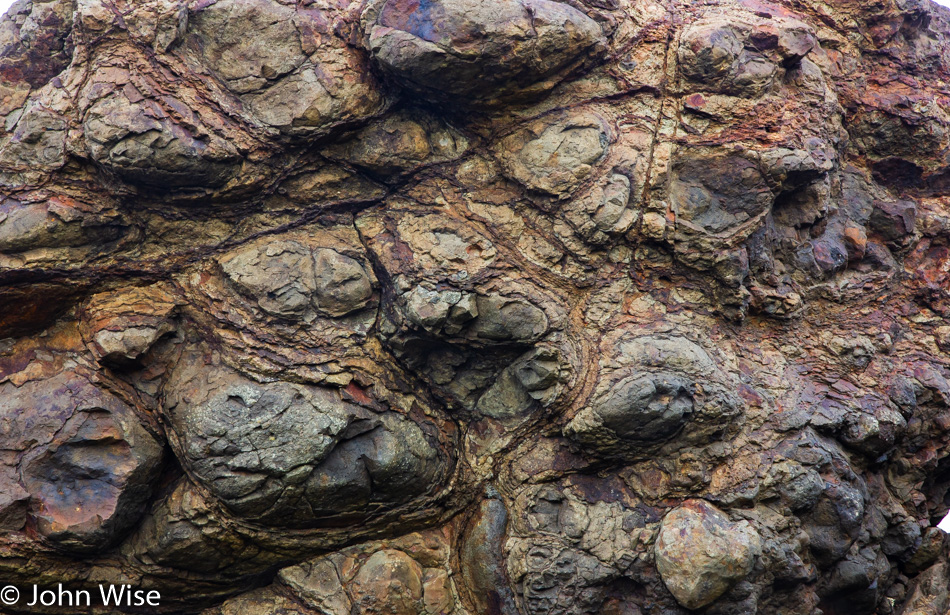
<box><xmin>1</xmin><ymin>0</ymin><xmax>950</xmax><ymax>613</ymax></box>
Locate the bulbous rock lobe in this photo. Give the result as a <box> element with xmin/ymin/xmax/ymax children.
<box><xmin>82</xmin><ymin>90</ymin><xmax>241</xmax><ymax>189</ymax></box>
<box><xmin>564</xmin><ymin>335</ymin><xmax>741</xmax><ymax>458</ymax></box>
<box><xmin>655</xmin><ymin>499</ymin><xmax>760</xmax><ymax>610</ymax></box>
<box><xmin>497</xmin><ymin>112</ymin><xmax>610</xmax><ymax>196</ymax></box>
<box><xmin>220</xmin><ymin>240</ymin><xmax>376</xmax><ymax>320</ymax></box>
<box><xmin>188</xmin><ymin>0</ymin><xmax>386</xmax><ymax>136</ymax></box>
<box><xmin>162</xmin><ymin>351</ymin><xmax>448</xmax><ymax>527</ymax></box>
<box><xmin>365</xmin><ymin>0</ymin><xmax>604</xmax><ymax>104</ymax></box>
<box><xmin>1</xmin><ymin>372</ymin><xmax>164</xmax><ymax>553</ymax></box>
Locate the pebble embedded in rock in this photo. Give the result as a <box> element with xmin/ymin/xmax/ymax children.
<box><xmin>498</xmin><ymin>113</ymin><xmax>610</xmax><ymax>197</ymax></box>
<box><xmin>655</xmin><ymin>499</ymin><xmax>760</xmax><ymax>610</ymax></box>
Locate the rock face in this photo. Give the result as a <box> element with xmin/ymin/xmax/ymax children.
<box><xmin>655</xmin><ymin>499</ymin><xmax>760</xmax><ymax>610</ymax></box>
<box><xmin>364</xmin><ymin>0</ymin><xmax>604</xmax><ymax>104</ymax></box>
<box><xmin>0</xmin><ymin>369</ymin><xmax>164</xmax><ymax>553</ymax></box>
<box><xmin>0</xmin><ymin>0</ymin><xmax>950</xmax><ymax>614</ymax></box>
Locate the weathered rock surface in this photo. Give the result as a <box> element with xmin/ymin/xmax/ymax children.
<box><xmin>365</xmin><ymin>0</ymin><xmax>604</xmax><ymax>104</ymax></box>
<box><xmin>655</xmin><ymin>499</ymin><xmax>760</xmax><ymax>610</ymax></box>
<box><xmin>1</xmin><ymin>0</ymin><xmax>950</xmax><ymax>613</ymax></box>
<box><xmin>162</xmin><ymin>347</ymin><xmax>448</xmax><ymax>527</ymax></box>
<box><xmin>0</xmin><ymin>368</ymin><xmax>164</xmax><ymax>553</ymax></box>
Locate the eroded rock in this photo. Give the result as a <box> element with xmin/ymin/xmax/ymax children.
<box><xmin>1</xmin><ymin>371</ymin><xmax>163</xmax><ymax>553</ymax></box>
<box><xmin>365</xmin><ymin>0</ymin><xmax>603</xmax><ymax>104</ymax></box>
<box><xmin>188</xmin><ymin>0</ymin><xmax>385</xmax><ymax>135</ymax></box>
<box><xmin>655</xmin><ymin>499</ymin><xmax>760</xmax><ymax>610</ymax></box>
<box><xmin>325</xmin><ymin>109</ymin><xmax>469</xmax><ymax>178</ymax></box>
<box><xmin>80</xmin><ymin>283</ymin><xmax>179</xmax><ymax>365</ymax></box>
<box><xmin>498</xmin><ymin>112</ymin><xmax>610</xmax><ymax>197</ymax></box>
<box><xmin>565</xmin><ymin>334</ymin><xmax>741</xmax><ymax>458</ymax></box>
<box><xmin>220</xmin><ymin>239</ymin><xmax>376</xmax><ymax>320</ymax></box>
<box><xmin>162</xmin><ymin>349</ymin><xmax>448</xmax><ymax>527</ymax></box>
<box><xmin>82</xmin><ymin>89</ymin><xmax>241</xmax><ymax>189</ymax></box>
<box><xmin>1</xmin><ymin>0</ymin><xmax>950</xmax><ymax>613</ymax></box>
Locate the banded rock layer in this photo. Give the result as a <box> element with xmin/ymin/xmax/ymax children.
<box><xmin>1</xmin><ymin>0</ymin><xmax>950</xmax><ymax>614</ymax></box>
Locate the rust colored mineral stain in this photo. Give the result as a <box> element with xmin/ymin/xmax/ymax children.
<box><xmin>379</xmin><ymin>0</ymin><xmax>446</xmax><ymax>43</ymax></box>
<box><xmin>0</xmin><ymin>0</ymin><xmax>949</xmax><ymax>613</ymax></box>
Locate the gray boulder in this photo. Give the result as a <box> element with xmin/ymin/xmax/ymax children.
<box><xmin>365</xmin><ymin>0</ymin><xmax>603</xmax><ymax>104</ymax></box>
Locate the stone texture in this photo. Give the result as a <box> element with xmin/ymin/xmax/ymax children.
<box><xmin>79</xmin><ymin>283</ymin><xmax>180</xmax><ymax>365</ymax></box>
<box><xmin>219</xmin><ymin>239</ymin><xmax>376</xmax><ymax>319</ymax></box>
<box><xmin>325</xmin><ymin>109</ymin><xmax>469</xmax><ymax>178</ymax></box>
<box><xmin>0</xmin><ymin>369</ymin><xmax>164</xmax><ymax>553</ymax></box>
<box><xmin>497</xmin><ymin>112</ymin><xmax>610</xmax><ymax>196</ymax></box>
<box><xmin>365</xmin><ymin>0</ymin><xmax>604</xmax><ymax>104</ymax></box>
<box><xmin>162</xmin><ymin>348</ymin><xmax>448</xmax><ymax>527</ymax></box>
<box><xmin>186</xmin><ymin>0</ymin><xmax>385</xmax><ymax>136</ymax></box>
<box><xmin>1</xmin><ymin>0</ymin><xmax>950</xmax><ymax>614</ymax></box>
<box><xmin>350</xmin><ymin>549</ymin><xmax>426</xmax><ymax>613</ymax></box>
<box><xmin>655</xmin><ymin>499</ymin><xmax>760</xmax><ymax>610</ymax></box>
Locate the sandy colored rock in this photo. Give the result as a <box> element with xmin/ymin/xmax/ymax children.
<box><xmin>350</xmin><ymin>549</ymin><xmax>425</xmax><ymax>614</ymax></box>
<box><xmin>655</xmin><ymin>499</ymin><xmax>760</xmax><ymax>610</ymax></box>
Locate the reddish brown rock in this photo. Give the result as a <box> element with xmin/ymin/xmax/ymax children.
<box><xmin>0</xmin><ymin>0</ymin><xmax>949</xmax><ymax>614</ymax></box>
<box><xmin>2</xmin><ymin>371</ymin><xmax>164</xmax><ymax>553</ymax></box>
<box><xmin>79</xmin><ymin>283</ymin><xmax>180</xmax><ymax>365</ymax></box>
